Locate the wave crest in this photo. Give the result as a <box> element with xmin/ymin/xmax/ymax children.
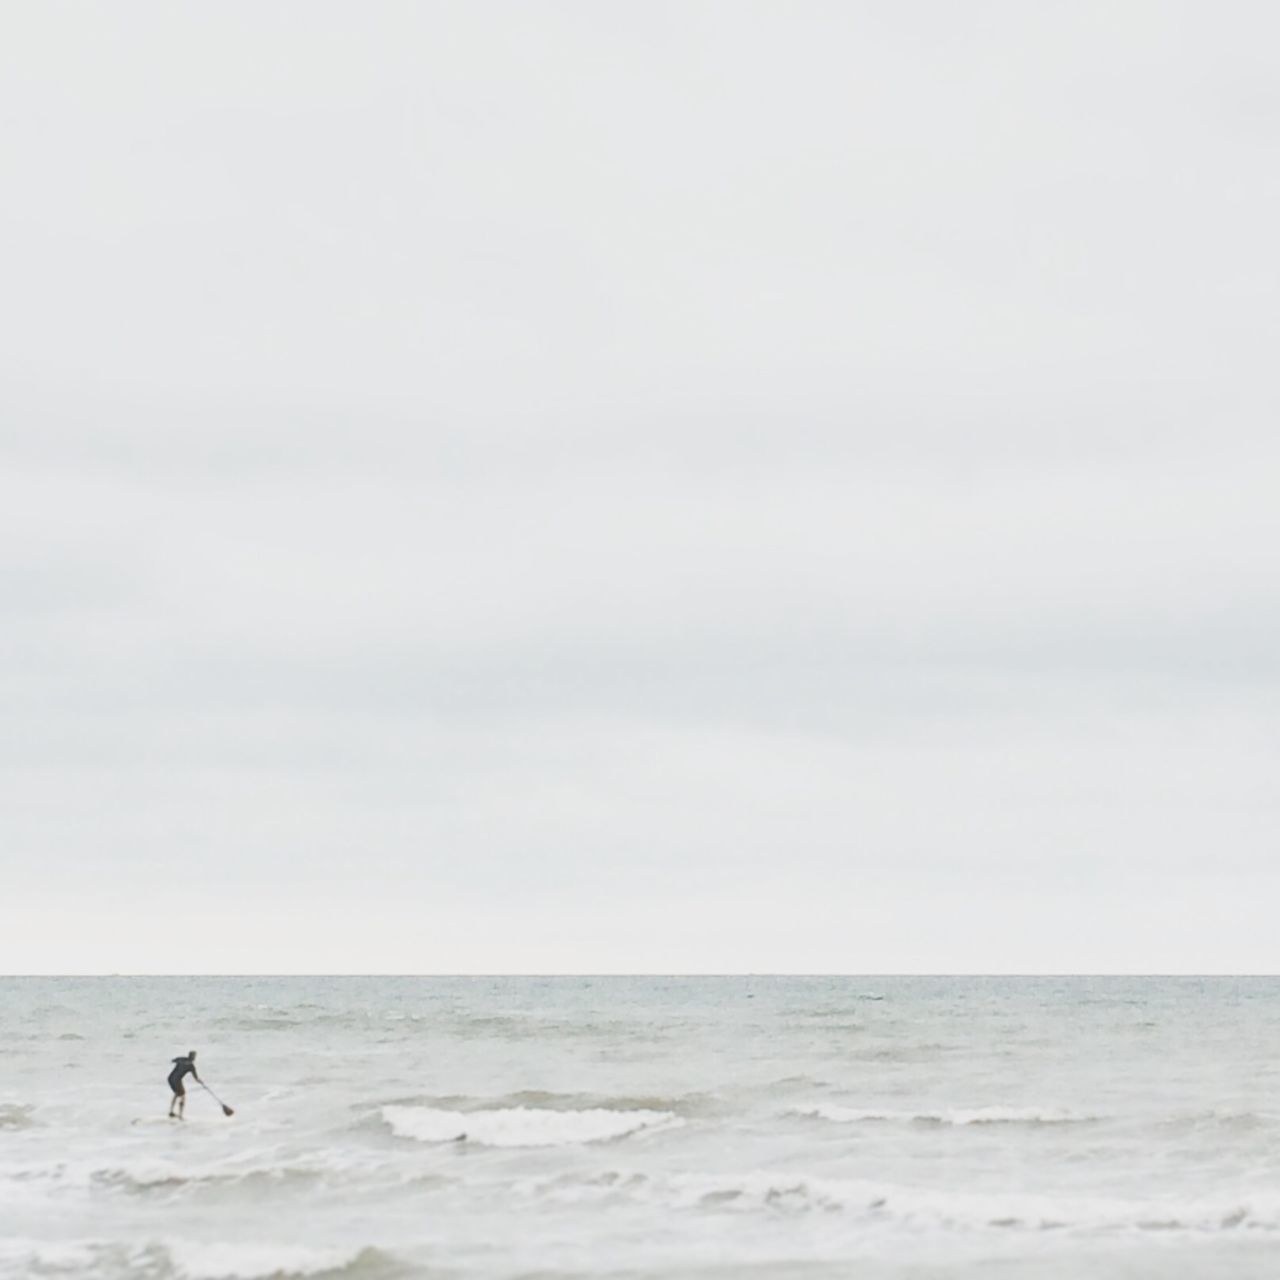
<box><xmin>94</xmin><ymin>1166</ymin><xmax>327</xmax><ymax>1196</ymax></box>
<box><xmin>536</xmin><ymin>1172</ymin><xmax>1280</xmax><ymax>1234</ymax></box>
<box><xmin>0</xmin><ymin>1241</ymin><xmax>395</xmax><ymax>1280</ymax></box>
<box><xmin>793</xmin><ymin>1104</ymin><xmax>1096</xmax><ymax>1126</ymax></box>
<box><xmin>386</xmin><ymin>1089</ymin><xmax>709</xmax><ymax>1117</ymax></box>
<box><xmin>163</xmin><ymin>1241</ymin><xmax>393</xmax><ymax>1280</ymax></box>
<box><xmin>0</xmin><ymin>1103</ymin><xmax>35</xmax><ymax>1129</ymax></box>
<box><xmin>381</xmin><ymin>1104</ymin><xmax>682</xmax><ymax>1147</ymax></box>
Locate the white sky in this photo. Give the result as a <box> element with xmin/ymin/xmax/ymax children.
<box><xmin>3</xmin><ymin>2</ymin><xmax>1278</xmax><ymax>973</ymax></box>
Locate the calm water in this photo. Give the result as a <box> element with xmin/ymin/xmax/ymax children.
<box><xmin>2</xmin><ymin>976</ymin><xmax>1280</xmax><ymax>1279</ymax></box>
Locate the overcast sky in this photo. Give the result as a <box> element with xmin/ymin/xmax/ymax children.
<box><xmin>3</xmin><ymin>2</ymin><xmax>1278</xmax><ymax>974</ymax></box>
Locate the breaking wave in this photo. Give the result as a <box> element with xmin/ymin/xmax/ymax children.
<box><xmin>161</xmin><ymin>1241</ymin><xmax>394</xmax><ymax>1279</ymax></box>
<box><xmin>0</xmin><ymin>1240</ymin><xmax>395</xmax><ymax>1280</ymax></box>
<box><xmin>524</xmin><ymin>1170</ymin><xmax>1280</xmax><ymax>1233</ymax></box>
<box><xmin>92</xmin><ymin>1165</ymin><xmax>328</xmax><ymax>1196</ymax></box>
<box><xmin>381</xmin><ymin>1103</ymin><xmax>683</xmax><ymax>1147</ymax></box>
<box><xmin>382</xmin><ymin>1089</ymin><xmax>709</xmax><ymax>1117</ymax></box>
<box><xmin>0</xmin><ymin>1103</ymin><xmax>35</xmax><ymax>1130</ymax></box>
<box><xmin>792</xmin><ymin>1104</ymin><xmax>1098</xmax><ymax>1127</ymax></box>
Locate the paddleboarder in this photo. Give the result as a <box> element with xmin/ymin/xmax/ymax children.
<box><xmin>167</xmin><ymin>1050</ymin><xmax>201</xmax><ymax>1119</ymax></box>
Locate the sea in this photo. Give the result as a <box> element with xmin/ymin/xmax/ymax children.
<box><xmin>2</xmin><ymin>976</ymin><xmax>1279</xmax><ymax>1280</ymax></box>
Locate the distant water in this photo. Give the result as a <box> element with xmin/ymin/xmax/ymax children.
<box><xmin>4</xmin><ymin>976</ymin><xmax>1280</xmax><ymax>1279</ymax></box>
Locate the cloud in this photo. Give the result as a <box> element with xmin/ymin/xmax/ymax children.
<box><xmin>2</xmin><ymin>2</ymin><xmax>1278</xmax><ymax>971</ymax></box>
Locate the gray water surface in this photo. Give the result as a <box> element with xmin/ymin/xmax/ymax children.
<box><xmin>2</xmin><ymin>976</ymin><xmax>1279</xmax><ymax>1278</ymax></box>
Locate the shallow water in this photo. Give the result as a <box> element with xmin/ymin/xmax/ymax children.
<box><xmin>3</xmin><ymin>976</ymin><xmax>1280</xmax><ymax>1278</ymax></box>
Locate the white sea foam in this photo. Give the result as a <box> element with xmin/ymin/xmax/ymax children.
<box><xmin>0</xmin><ymin>1238</ymin><xmax>100</xmax><ymax>1271</ymax></box>
<box><xmin>381</xmin><ymin>1104</ymin><xmax>683</xmax><ymax>1147</ymax></box>
<box><xmin>795</xmin><ymin>1104</ymin><xmax>1094</xmax><ymax>1126</ymax></box>
<box><xmin>551</xmin><ymin>1171</ymin><xmax>1280</xmax><ymax>1233</ymax></box>
<box><xmin>163</xmin><ymin>1241</ymin><xmax>382</xmax><ymax>1279</ymax></box>
<box><xmin>0</xmin><ymin>1104</ymin><xmax>34</xmax><ymax>1130</ymax></box>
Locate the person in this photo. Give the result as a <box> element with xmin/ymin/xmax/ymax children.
<box><xmin>167</xmin><ymin>1050</ymin><xmax>201</xmax><ymax>1119</ymax></box>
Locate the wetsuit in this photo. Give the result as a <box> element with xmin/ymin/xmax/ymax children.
<box><xmin>168</xmin><ymin>1056</ymin><xmax>198</xmax><ymax>1097</ymax></box>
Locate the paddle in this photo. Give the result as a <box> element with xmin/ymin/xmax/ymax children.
<box><xmin>200</xmin><ymin>1082</ymin><xmax>235</xmax><ymax>1117</ymax></box>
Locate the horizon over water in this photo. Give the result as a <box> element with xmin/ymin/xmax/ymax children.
<box><xmin>3</xmin><ymin>975</ymin><xmax>1279</xmax><ymax>1279</ymax></box>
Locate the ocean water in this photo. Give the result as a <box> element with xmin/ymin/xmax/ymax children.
<box><xmin>3</xmin><ymin>976</ymin><xmax>1280</xmax><ymax>1279</ymax></box>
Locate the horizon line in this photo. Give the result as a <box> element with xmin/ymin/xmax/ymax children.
<box><xmin>4</xmin><ymin>971</ymin><xmax>1278</xmax><ymax>980</ymax></box>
